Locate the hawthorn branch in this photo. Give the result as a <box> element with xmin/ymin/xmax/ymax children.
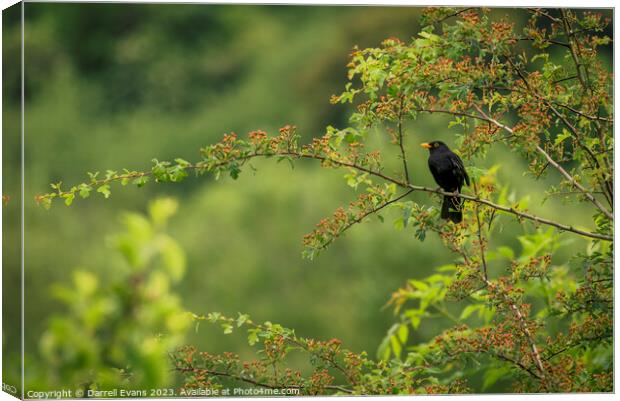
<box><xmin>560</xmin><ymin>9</ymin><xmax>590</xmax><ymax>91</ymax></box>
<box><xmin>174</xmin><ymin>366</ymin><xmax>353</xmax><ymax>394</ymax></box>
<box><xmin>472</xmin><ymin>85</ymin><xmax>613</xmax><ymax>123</ymax></box>
<box><xmin>484</xmin><ymin>279</ymin><xmax>547</xmax><ymax>381</ymax></box>
<box><xmin>526</xmin><ymin>8</ymin><xmax>562</xmax><ymax>24</ymax></box>
<box><xmin>397</xmin><ymin>96</ymin><xmax>411</xmax><ymax>184</ymax></box>
<box><xmin>542</xmin><ymin>334</ymin><xmax>612</xmax><ymax>362</ymax></box>
<box><xmin>433</xmin><ymin>7</ymin><xmax>475</xmax><ymax>25</ymax></box>
<box><xmin>317</xmin><ymin>189</ymin><xmax>415</xmax><ymax>251</ymax></box>
<box><xmin>445</xmin><ymin>350</ymin><xmax>542</xmax><ymax>381</ymax></box>
<box><xmin>506</xmin><ymin>59</ymin><xmax>613</xmax><ymax>207</ymax></box>
<box><xmin>555</xmin><ymin>12</ymin><xmax>616</xmax><ymax>202</ymax></box>
<box><xmin>275</xmin><ymin>152</ymin><xmax>612</xmax><ymax>241</ymax></box>
<box><xmin>492</xmin><ymin>352</ymin><xmax>543</xmax><ymax>381</ymax></box>
<box><xmin>553</xmin><ymin>102</ymin><xmax>613</xmax><ymax>123</ymax></box>
<box><xmin>473</xmin><ymin>181</ymin><xmax>488</xmax><ymax>281</ymax></box>
<box><xmin>196</xmin><ymin>314</ymin><xmax>357</xmax><ymax>388</ymax></box>
<box><xmin>515</xmin><ymin>36</ymin><xmax>570</xmax><ymax>48</ymax></box>
<box><xmin>38</xmin><ymin>148</ymin><xmax>613</xmax><ymax>242</ymax></box>
<box><xmin>471</xmin><ymin>104</ymin><xmax>613</xmax><ymax>221</ymax></box>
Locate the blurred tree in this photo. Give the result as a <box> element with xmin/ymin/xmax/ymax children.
<box><xmin>37</xmin><ymin>198</ymin><xmax>191</xmax><ymax>391</ymax></box>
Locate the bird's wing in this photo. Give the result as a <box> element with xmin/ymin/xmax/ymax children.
<box><xmin>449</xmin><ymin>153</ymin><xmax>469</xmax><ymax>187</ymax></box>
<box><xmin>428</xmin><ymin>158</ymin><xmax>440</xmax><ymax>180</ymax></box>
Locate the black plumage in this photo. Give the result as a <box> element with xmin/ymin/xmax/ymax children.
<box><xmin>421</xmin><ymin>141</ymin><xmax>470</xmax><ymax>223</ymax></box>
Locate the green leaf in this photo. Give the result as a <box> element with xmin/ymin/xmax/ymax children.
<box><xmin>73</xmin><ymin>271</ymin><xmax>98</xmax><ymax>296</ymax></box>
<box><xmin>397</xmin><ymin>324</ymin><xmax>408</xmax><ymax>343</ymax></box>
<box><xmin>390</xmin><ymin>335</ymin><xmax>402</xmax><ymax>359</ymax></box>
<box><xmin>377</xmin><ymin>333</ymin><xmax>392</xmax><ymax>361</ymax></box>
<box><xmin>222</xmin><ymin>323</ymin><xmax>233</xmax><ymax>334</ymax></box>
<box><xmin>40</xmin><ymin>197</ymin><xmax>52</xmax><ymax>210</ymax></box>
<box><xmin>393</xmin><ymin>217</ymin><xmax>405</xmax><ymax>230</ymax></box>
<box><xmin>174</xmin><ymin>158</ymin><xmax>191</xmax><ymax>167</ymax></box>
<box><xmin>460</xmin><ymin>304</ymin><xmax>480</xmax><ymax>320</ymax></box>
<box><xmin>207</xmin><ymin>312</ymin><xmax>222</xmax><ymax>323</ymax></box>
<box><xmin>149</xmin><ymin>197</ymin><xmax>179</xmax><ymax>227</ymax></box>
<box><xmin>248</xmin><ymin>328</ymin><xmax>260</xmax><ymax>346</ymax></box>
<box><xmin>78</xmin><ymin>184</ymin><xmax>92</xmax><ymax>198</ymax></box>
<box><xmin>497</xmin><ymin>246</ymin><xmax>515</xmax><ymax>259</ymax></box>
<box><xmin>554</xmin><ymin>129</ymin><xmax>571</xmax><ymax>146</ymax></box>
<box><xmin>133</xmin><ymin>176</ymin><xmax>150</xmax><ymax>187</ymax></box>
<box><xmin>64</xmin><ymin>194</ymin><xmax>75</xmax><ymax>206</ymax></box>
<box><xmin>237</xmin><ymin>313</ymin><xmax>250</xmax><ymax>328</ymax></box>
<box><xmin>409</xmin><ymin>279</ymin><xmax>429</xmax><ymax>291</ymax></box>
<box><xmin>97</xmin><ymin>184</ymin><xmax>111</xmax><ymax>199</ymax></box>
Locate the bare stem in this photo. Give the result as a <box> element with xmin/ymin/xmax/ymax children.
<box><xmin>473</xmin><ymin>181</ymin><xmax>488</xmax><ymax>281</ymax></box>
<box><xmin>397</xmin><ymin>96</ymin><xmax>411</xmax><ymax>184</ymax></box>
<box><xmin>318</xmin><ymin>189</ymin><xmax>415</xmax><ymax>251</ymax></box>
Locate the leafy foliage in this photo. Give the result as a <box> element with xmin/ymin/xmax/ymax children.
<box><xmin>38</xmin><ymin>198</ymin><xmax>192</xmax><ymax>391</ymax></box>
<box><xmin>172</xmin><ymin>312</ymin><xmax>468</xmax><ymax>395</ymax></box>
<box><xmin>37</xmin><ymin>7</ymin><xmax>612</xmax><ymax>394</ymax></box>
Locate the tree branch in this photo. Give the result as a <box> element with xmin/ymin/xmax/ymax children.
<box><xmin>473</xmin><ymin>181</ymin><xmax>488</xmax><ymax>281</ymax></box>
<box><xmin>433</xmin><ymin>7</ymin><xmax>476</xmax><ymax>25</ymax></box>
<box><xmin>174</xmin><ymin>366</ymin><xmax>353</xmax><ymax>394</ymax></box>
<box><xmin>559</xmin><ymin>9</ymin><xmax>590</xmax><ymax>91</ymax></box>
<box><xmin>483</xmin><ymin>278</ymin><xmax>547</xmax><ymax>381</ymax></box>
<box><xmin>542</xmin><ymin>334</ymin><xmax>612</xmax><ymax>362</ymax></box>
<box><xmin>317</xmin><ymin>189</ymin><xmax>415</xmax><ymax>251</ymax></box>
<box><xmin>526</xmin><ymin>8</ymin><xmax>562</xmax><ymax>24</ymax></box>
<box><xmin>397</xmin><ymin>96</ymin><xmax>411</xmax><ymax>184</ymax></box>
<box><xmin>38</xmin><ymin>147</ymin><xmax>613</xmax><ymax>242</ymax></box>
<box><xmin>505</xmin><ymin>58</ymin><xmax>614</xmax><ymax>208</ymax></box>
<box><xmin>471</xmin><ymin>104</ymin><xmax>613</xmax><ymax>221</ymax></box>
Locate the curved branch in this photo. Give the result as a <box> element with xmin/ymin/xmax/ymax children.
<box><xmin>296</xmin><ymin>155</ymin><xmax>612</xmax><ymax>241</ymax></box>
<box><xmin>317</xmin><ymin>189</ymin><xmax>415</xmax><ymax>251</ymax></box>
<box><xmin>38</xmin><ymin>148</ymin><xmax>612</xmax><ymax>242</ymax></box>
<box><xmin>397</xmin><ymin>96</ymin><xmax>411</xmax><ymax>184</ymax></box>
<box><xmin>484</xmin><ymin>277</ymin><xmax>547</xmax><ymax>380</ymax></box>
<box><xmin>175</xmin><ymin>366</ymin><xmax>353</xmax><ymax>394</ymax></box>
<box><xmin>473</xmin><ymin>181</ymin><xmax>488</xmax><ymax>281</ymax></box>
<box><xmin>470</xmin><ymin>104</ymin><xmax>613</xmax><ymax>221</ymax></box>
<box><xmin>414</xmin><ymin>105</ymin><xmax>613</xmax><ymax>220</ymax></box>
<box><xmin>506</xmin><ymin>58</ymin><xmax>613</xmax><ymax>208</ymax></box>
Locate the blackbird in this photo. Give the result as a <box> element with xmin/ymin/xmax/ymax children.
<box><xmin>421</xmin><ymin>141</ymin><xmax>470</xmax><ymax>223</ymax></box>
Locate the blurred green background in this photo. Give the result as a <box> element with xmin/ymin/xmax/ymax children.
<box><xmin>2</xmin><ymin>3</ymin><xmax>608</xmax><ymax>392</ymax></box>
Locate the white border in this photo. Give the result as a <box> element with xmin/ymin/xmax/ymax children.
<box><xmin>0</xmin><ymin>2</ymin><xmax>616</xmax><ymax>401</ymax></box>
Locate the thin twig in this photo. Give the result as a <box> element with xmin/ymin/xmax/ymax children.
<box><xmin>471</xmin><ymin>104</ymin><xmax>613</xmax><ymax>221</ymax></box>
<box><xmin>484</xmin><ymin>278</ymin><xmax>547</xmax><ymax>381</ymax></box>
<box><xmin>515</xmin><ymin>37</ymin><xmax>570</xmax><ymax>48</ymax></box>
<box><xmin>39</xmin><ymin>149</ymin><xmax>613</xmax><ymax>241</ymax></box>
<box><xmin>473</xmin><ymin>180</ymin><xmax>488</xmax><ymax>281</ymax></box>
<box><xmin>175</xmin><ymin>366</ymin><xmax>354</xmax><ymax>394</ymax></box>
<box><xmin>397</xmin><ymin>96</ymin><xmax>411</xmax><ymax>184</ymax></box>
<box><xmin>560</xmin><ymin>9</ymin><xmax>590</xmax><ymax>91</ymax></box>
<box><xmin>507</xmin><ymin>59</ymin><xmax>613</xmax><ymax>207</ymax></box>
<box><xmin>318</xmin><ymin>189</ymin><xmax>415</xmax><ymax>251</ymax></box>
<box><xmin>542</xmin><ymin>334</ymin><xmax>612</xmax><ymax>362</ymax></box>
<box><xmin>553</xmin><ymin>102</ymin><xmax>613</xmax><ymax>123</ymax></box>
<box><xmin>526</xmin><ymin>8</ymin><xmax>562</xmax><ymax>24</ymax></box>
<box><xmin>433</xmin><ymin>7</ymin><xmax>475</xmax><ymax>25</ymax></box>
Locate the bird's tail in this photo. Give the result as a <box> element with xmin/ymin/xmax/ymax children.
<box><xmin>441</xmin><ymin>195</ymin><xmax>463</xmax><ymax>223</ymax></box>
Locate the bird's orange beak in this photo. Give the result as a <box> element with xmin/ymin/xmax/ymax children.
<box><xmin>420</xmin><ymin>143</ymin><xmax>432</xmax><ymax>149</ymax></box>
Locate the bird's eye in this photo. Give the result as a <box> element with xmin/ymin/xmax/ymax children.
<box><xmin>433</xmin><ymin>143</ymin><xmax>439</xmax><ymax>148</ymax></box>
